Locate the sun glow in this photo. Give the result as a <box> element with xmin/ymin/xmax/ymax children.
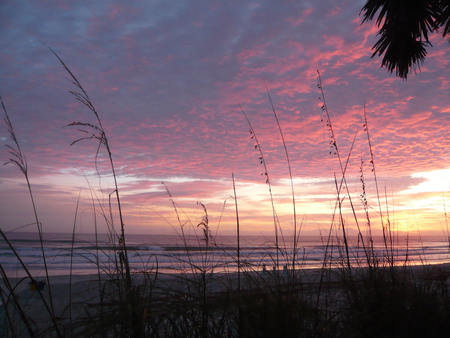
<box><xmin>408</xmin><ymin>169</ymin><xmax>450</xmax><ymax>194</ymax></box>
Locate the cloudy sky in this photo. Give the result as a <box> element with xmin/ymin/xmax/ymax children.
<box><xmin>1</xmin><ymin>0</ymin><xmax>450</xmax><ymax>238</ymax></box>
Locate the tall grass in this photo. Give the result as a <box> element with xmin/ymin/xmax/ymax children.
<box><xmin>240</xmin><ymin>104</ymin><xmax>281</xmax><ymax>269</ymax></box>
<box><xmin>1</xmin><ymin>56</ymin><xmax>450</xmax><ymax>337</ymax></box>
<box><xmin>2</xmin><ymin>95</ymin><xmax>63</xmax><ymax>337</ymax></box>
<box><xmin>265</xmin><ymin>84</ymin><xmax>299</xmax><ymax>276</ymax></box>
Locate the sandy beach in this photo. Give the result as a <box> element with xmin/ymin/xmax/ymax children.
<box><xmin>1</xmin><ymin>274</ymin><xmax>101</xmax><ymax>336</ymax></box>
<box><xmin>1</xmin><ymin>262</ymin><xmax>450</xmax><ymax>337</ymax></box>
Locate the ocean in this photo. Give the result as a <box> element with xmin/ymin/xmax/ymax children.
<box><xmin>0</xmin><ymin>232</ymin><xmax>449</xmax><ymax>278</ymax></box>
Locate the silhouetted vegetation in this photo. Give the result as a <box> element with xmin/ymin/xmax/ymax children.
<box><xmin>361</xmin><ymin>0</ymin><xmax>450</xmax><ymax>79</ymax></box>
<box><xmin>1</xmin><ymin>55</ymin><xmax>450</xmax><ymax>337</ymax></box>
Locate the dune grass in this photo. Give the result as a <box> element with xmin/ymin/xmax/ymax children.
<box><xmin>1</xmin><ymin>55</ymin><xmax>450</xmax><ymax>337</ymax></box>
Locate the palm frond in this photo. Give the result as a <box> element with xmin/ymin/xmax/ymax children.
<box><xmin>361</xmin><ymin>0</ymin><xmax>441</xmax><ymax>79</ymax></box>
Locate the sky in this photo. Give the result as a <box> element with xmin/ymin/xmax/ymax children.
<box><xmin>1</xmin><ymin>0</ymin><xmax>450</xmax><ymax>238</ymax></box>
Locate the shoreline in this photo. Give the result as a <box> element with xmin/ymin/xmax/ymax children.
<box><xmin>3</xmin><ymin>260</ymin><xmax>450</xmax><ymax>298</ymax></box>
<box><xmin>3</xmin><ymin>259</ymin><xmax>450</xmax><ymax>281</ymax></box>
